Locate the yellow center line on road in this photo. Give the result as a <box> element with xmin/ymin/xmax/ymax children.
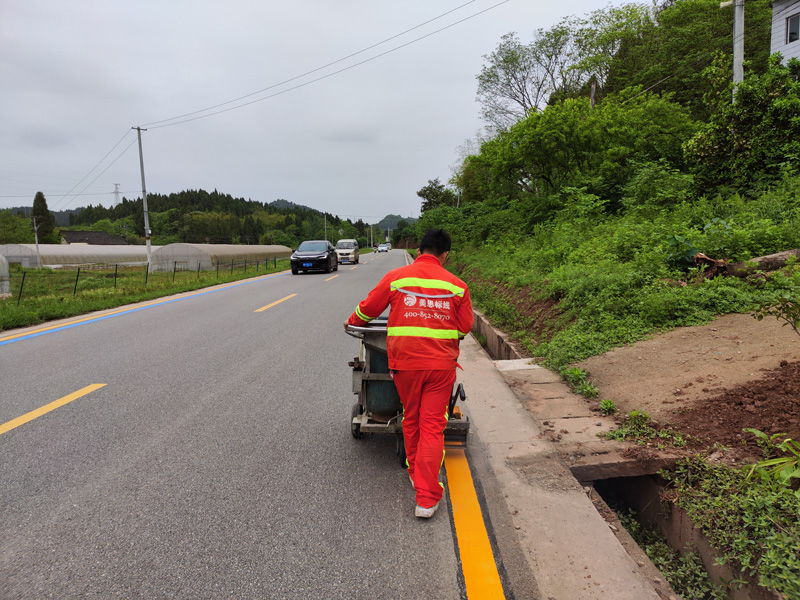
<box><xmin>254</xmin><ymin>294</ymin><xmax>297</xmax><ymax>313</ymax></box>
<box><xmin>444</xmin><ymin>447</ymin><xmax>507</xmax><ymax>599</ymax></box>
<box><xmin>350</xmin><ymin>266</ymin><xmax>358</xmax><ymax>270</ymax></box>
<box><xmin>0</xmin><ymin>384</ymin><xmax>107</xmax><ymax>436</ymax></box>
<box><xmin>325</xmin><ymin>274</ymin><xmax>340</xmax><ymax>281</ymax></box>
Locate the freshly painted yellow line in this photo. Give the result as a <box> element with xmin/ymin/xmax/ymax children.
<box><xmin>325</xmin><ymin>274</ymin><xmax>340</xmax><ymax>281</ymax></box>
<box><xmin>0</xmin><ymin>384</ymin><xmax>107</xmax><ymax>436</ymax></box>
<box><xmin>254</xmin><ymin>293</ymin><xmax>297</xmax><ymax>313</ymax></box>
<box><xmin>0</xmin><ymin>271</ymin><xmax>286</xmax><ymax>344</ymax></box>
<box><xmin>445</xmin><ymin>447</ymin><xmax>507</xmax><ymax>599</ymax></box>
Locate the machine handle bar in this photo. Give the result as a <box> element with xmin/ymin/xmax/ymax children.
<box><xmin>345</xmin><ymin>321</ymin><xmax>388</xmax><ymax>339</ymax></box>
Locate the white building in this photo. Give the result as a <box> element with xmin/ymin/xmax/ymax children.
<box><xmin>772</xmin><ymin>0</ymin><xmax>800</xmax><ymax>62</ymax></box>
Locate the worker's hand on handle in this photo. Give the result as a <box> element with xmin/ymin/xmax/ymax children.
<box><xmin>343</xmin><ymin>320</ymin><xmax>349</xmax><ymax>332</ymax></box>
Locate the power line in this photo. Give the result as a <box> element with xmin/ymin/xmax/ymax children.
<box><xmin>63</xmin><ymin>137</ymin><xmax>139</xmax><ymax>208</ymax></box>
<box><xmin>141</xmin><ymin>0</ymin><xmax>482</xmax><ymax>128</ymax></box>
<box><xmin>143</xmin><ymin>0</ymin><xmax>512</xmax><ymax>129</ymax></box>
<box><xmin>49</xmin><ymin>130</ymin><xmax>135</xmax><ymax>211</ymax></box>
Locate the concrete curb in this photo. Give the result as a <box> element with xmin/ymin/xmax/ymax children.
<box><xmin>457</xmin><ymin>333</ymin><xmax>665</xmax><ymax>600</ymax></box>
<box><xmin>471</xmin><ymin>308</ymin><xmax>525</xmax><ymax>361</ymax></box>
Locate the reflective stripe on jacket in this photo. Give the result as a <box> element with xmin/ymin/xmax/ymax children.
<box><xmin>347</xmin><ymin>253</ymin><xmax>474</xmax><ymax>370</ymax></box>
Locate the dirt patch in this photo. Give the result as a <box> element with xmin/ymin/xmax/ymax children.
<box><xmin>459</xmin><ymin>269</ymin><xmax>564</xmax><ymax>344</ymax></box>
<box><xmin>577</xmin><ymin>313</ymin><xmax>800</xmax><ymax>462</ymax></box>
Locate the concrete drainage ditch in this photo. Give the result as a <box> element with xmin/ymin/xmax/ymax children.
<box><xmin>591</xmin><ymin>474</ymin><xmax>782</xmax><ymax>600</ymax></box>
<box><xmin>473</xmin><ymin>310</ymin><xmax>782</xmax><ymax>600</ymax></box>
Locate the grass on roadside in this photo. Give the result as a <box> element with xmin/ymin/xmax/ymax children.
<box><xmin>1</xmin><ymin>260</ymin><xmax>291</xmax><ymax>331</ymax></box>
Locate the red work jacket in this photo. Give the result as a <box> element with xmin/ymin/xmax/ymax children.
<box><xmin>347</xmin><ymin>253</ymin><xmax>474</xmax><ymax>370</ymax></box>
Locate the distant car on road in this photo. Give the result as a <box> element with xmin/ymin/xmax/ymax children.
<box><xmin>377</xmin><ymin>244</ymin><xmax>389</xmax><ymax>253</ymax></box>
<box><xmin>335</xmin><ymin>239</ymin><xmax>359</xmax><ymax>264</ymax></box>
<box><xmin>291</xmin><ymin>240</ymin><xmax>338</xmax><ymax>274</ymax></box>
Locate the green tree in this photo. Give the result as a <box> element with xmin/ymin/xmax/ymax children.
<box><xmin>685</xmin><ymin>55</ymin><xmax>800</xmax><ymax>194</ymax></box>
<box><xmin>477</xmin><ymin>5</ymin><xmax>655</xmax><ymax>131</ymax></box>
<box><xmin>571</xmin><ymin>4</ymin><xmax>655</xmax><ymax>92</ymax></box>
<box><xmin>260</xmin><ymin>229</ymin><xmax>297</xmax><ymax>248</ymax></box>
<box><xmin>604</xmin><ymin>0</ymin><xmax>772</xmax><ymax>120</ymax></box>
<box><xmin>32</xmin><ymin>191</ymin><xmax>59</xmax><ymax>243</ymax></box>
<box><xmin>391</xmin><ymin>219</ymin><xmax>416</xmax><ymax>247</ymax></box>
<box><xmin>417</xmin><ymin>178</ymin><xmax>458</xmax><ymax>213</ymax></box>
<box><xmin>473</xmin><ymin>90</ymin><xmax>695</xmax><ymax>218</ymax></box>
<box><xmin>476</xmin><ymin>33</ymin><xmax>549</xmax><ymax>132</ymax></box>
<box><xmin>0</xmin><ymin>210</ymin><xmax>35</xmax><ymax>244</ymax></box>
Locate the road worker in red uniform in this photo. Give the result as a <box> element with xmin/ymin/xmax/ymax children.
<box><xmin>344</xmin><ymin>229</ymin><xmax>473</xmax><ymax>518</ymax></box>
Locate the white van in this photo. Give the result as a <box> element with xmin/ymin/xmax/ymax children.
<box><xmin>335</xmin><ymin>239</ymin><xmax>359</xmax><ymax>264</ymax></box>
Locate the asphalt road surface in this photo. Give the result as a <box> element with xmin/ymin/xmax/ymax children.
<box><xmin>0</xmin><ymin>251</ymin><xmax>509</xmax><ymax>599</ymax></box>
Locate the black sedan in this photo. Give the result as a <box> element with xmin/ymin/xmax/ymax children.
<box><xmin>290</xmin><ymin>240</ymin><xmax>339</xmax><ymax>274</ymax></box>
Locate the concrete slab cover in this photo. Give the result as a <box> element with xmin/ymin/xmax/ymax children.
<box><xmin>494</xmin><ymin>359</ymin><xmax>540</xmax><ymax>372</ymax></box>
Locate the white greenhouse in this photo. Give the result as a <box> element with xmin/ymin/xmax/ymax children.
<box><xmin>0</xmin><ymin>244</ymin><xmax>159</xmax><ymax>268</ymax></box>
<box><xmin>0</xmin><ymin>243</ymin><xmax>292</xmax><ymax>271</ymax></box>
<box><xmin>0</xmin><ymin>254</ymin><xmax>10</xmax><ymax>298</ymax></box>
<box><xmin>150</xmin><ymin>244</ymin><xmax>292</xmax><ymax>272</ymax></box>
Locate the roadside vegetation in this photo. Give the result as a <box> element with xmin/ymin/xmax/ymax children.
<box><xmin>617</xmin><ymin>509</ymin><xmax>727</xmax><ymax>600</ymax></box>
<box><xmin>661</xmin><ymin>455</ymin><xmax>800</xmax><ymax>598</ymax></box>
<box><xmin>409</xmin><ymin>2</ymin><xmax>800</xmax><ymax>597</ymax></box>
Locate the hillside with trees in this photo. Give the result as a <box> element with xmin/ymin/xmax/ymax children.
<box><xmin>67</xmin><ymin>190</ymin><xmax>374</xmax><ymax>248</ymax></box>
<box><xmin>1</xmin><ymin>188</ymin><xmax>415</xmax><ymax>250</ymax></box>
<box><xmin>414</xmin><ymin>0</ymin><xmax>798</xmax><ymax>370</ymax></box>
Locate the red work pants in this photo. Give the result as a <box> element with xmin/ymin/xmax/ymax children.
<box><xmin>392</xmin><ymin>369</ymin><xmax>456</xmax><ymax>509</ymax></box>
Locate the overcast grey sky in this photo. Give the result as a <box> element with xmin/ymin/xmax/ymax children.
<box><xmin>1</xmin><ymin>0</ymin><xmax>619</xmax><ymax>223</ymax></box>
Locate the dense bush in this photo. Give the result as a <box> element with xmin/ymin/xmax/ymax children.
<box><xmin>426</xmin><ymin>173</ymin><xmax>800</xmax><ymax>369</ymax></box>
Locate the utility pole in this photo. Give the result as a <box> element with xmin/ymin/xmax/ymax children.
<box><xmin>31</xmin><ymin>216</ymin><xmax>42</xmax><ymax>269</ymax></box>
<box><xmin>133</xmin><ymin>127</ymin><xmax>153</xmax><ymax>270</ymax></box>
<box><xmin>733</xmin><ymin>0</ymin><xmax>745</xmax><ymax>90</ymax></box>
<box><xmin>324</xmin><ymin>214</ymin><xmax>327</xmax><ymax>241</ymax></box>
<box><xmin>720</xmin><ymin>0</ymin><xmax>745</xmax><ymax>98</ymax></box>
<box><xmin>113</xmin><ymin>183</ymin><xmax>121</xmax><ymax>205</ymax></box>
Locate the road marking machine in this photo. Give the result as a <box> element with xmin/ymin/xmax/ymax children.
<box><xmin>345</xmin><ymin>318</ymin><xmax>469</xmax><ymax>466</ymax></box>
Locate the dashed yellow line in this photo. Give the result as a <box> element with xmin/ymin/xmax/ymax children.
<box><xmin>254</xmin><ymin>294</ymin><xmax>297</xmax><ymax>313</ymax></box>
<box><xmin>325</xmin><ymin>274</ymin><xmax>340</xmax><ymax>281</ymax></box>
<box><xmin>350</xmin><ymin>266</ymin><xmax>358</xmax><ymax>270</ymax></box>
<box><xmin>445</xmin><ymin>447</ymin><xmax>506</xmax><ymax>599</ymax></box>
<box><xmin>0</xmin><ymin>384</ymin><xmax>107</xmax><ymax>436</ymax></box>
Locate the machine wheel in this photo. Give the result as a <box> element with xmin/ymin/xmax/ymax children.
<box><xmin>351</xmin><ymin>403</ymin><xmax>363</xmax><ymax>439</ymax></box>
<box><xmin>396</xmin><ymin>434</ymin><xmax>407</xmax><ymax>468</ymax></box>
